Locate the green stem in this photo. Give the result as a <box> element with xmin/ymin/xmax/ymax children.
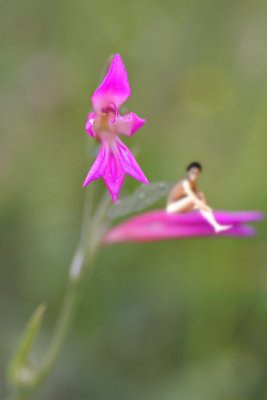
<box><xmin>32</xmin><ymin>251</ymin><xmax>91</xmax><ymax>388</ymax></box>
<box><xmin>6</xmin><ymin>191</ymin><xmax>111</xmax><ymax>400</ymax></box>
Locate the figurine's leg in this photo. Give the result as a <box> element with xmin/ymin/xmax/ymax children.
<box><xmin>166</xmin><ymin>199</ymin><xmax>232</xmax><ymax>233</ymax></box>
<box><xmin>166</xmin><ymin>197</ymin><xmax>195</xmax><ymax>213</ymax></box>
<box><xmin>198</xmin><ymin>208</ymin><xmax>232</xmax><ymax>233</ymax></box>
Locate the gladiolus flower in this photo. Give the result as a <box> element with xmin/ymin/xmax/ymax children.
<box><xmin>82</xmin><ymin>54</ymin><xmax>148</xmax><ymax>202</ymax></box>
<box><xmin>104</xmin><ymin>209</ymin><xmax>263</xmax><ymax>243</ymax></box>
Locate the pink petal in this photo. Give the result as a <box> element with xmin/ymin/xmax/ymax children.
<box><xmin>85</xmin><ymin>112</ymin><xmax>96</xmax><ymax>137</ymax></box>
<box><xmin>116</xmin><ymin>138</ymin><xmax>149</xmax><ymax>185</ymax></box>
<box><xmin>82</xmin><ymin>137</ymin><xmax>149</xmax><ymax>202</ymax></box>
<box><xmin>82</xmin><ymin>141</ymin><xmax>125</xmax><ymax>202</ymax></box>
<box><xmin>105</xmin><ymin>224</ymin><xmax>255</xmax><ymax>243</ymax></box>
<box><xmin>91</xmin><ymin>54</ymin><xmax>130</xmax><ymax>112</ymax></box>
<box><xmin>211</xmin><ymin>210</ymin><xmax>263</xmax><ymax>224</ymax></box>
<box><xmin>123</xmin><ymin>210</ymin><xmax>263</xmax><ymax>227</ymax></box>
<box><xmin>114</xmin><ymin>112</ymin><xmax>145</xmax><ymax>136</ymax></box>
<box><xmin>104</xmin><ymin>209</ymin><xmax>263</xmax><ymax>244</ymax></box>
<box><xmin>82</xmin><ymin>143</ymin><xmax>108</xmax><ymax>187</ymax></box>
<box><xmin>103</xmin><ymin>151</ymin><xmax>125</xmax><ymax>203</ymax></box>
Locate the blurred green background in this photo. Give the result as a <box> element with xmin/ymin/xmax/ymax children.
<box><xmin>1</xmin><ymin>0</ymin><xmax>267</xmax><ymax>398</ymax></box>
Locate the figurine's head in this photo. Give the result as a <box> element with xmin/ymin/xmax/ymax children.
<box><xmin>186</xmin><ymin>162</ymin><xmax>202</xmax><ymax>182</ymax></box>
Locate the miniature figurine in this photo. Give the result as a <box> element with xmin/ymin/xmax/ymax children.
<box><xmin>166</xmin><ymin>162</ymin><xmax>232</xmax><ymax>233</ymax></box>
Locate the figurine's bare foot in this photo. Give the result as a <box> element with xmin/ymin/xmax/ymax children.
<box><xmin>214</xmin><ymin>225</ymin><xmax>232</xmax><ymax>234</ymax></box>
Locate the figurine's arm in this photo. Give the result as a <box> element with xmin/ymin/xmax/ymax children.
<box><xmin>167</xmin><ymin>183</ymin><xmax>181</xmax><ymax>203</ymax></box>
<box><xmin>183</xmin><ymin>181</ymin><xmax>211</xmax><ymax>211</ymax></box>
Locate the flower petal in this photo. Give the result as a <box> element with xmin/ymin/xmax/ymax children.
<box><xmin>116</xmin><ymin>138</ymin><xmax>149</xmax><ymax>185</ymax></box>
<box><xmin>82</xmin><ymin>143</ymin><xmax>108</xmax><ymax>187</ymax></box>
<box><xmin>85</xmin><ymin>112</ymin><xmax>96</xmax><ymax>137</ymax></box>
<box><xmin>92</xmin><ymin>54</ymin><xmax>130</xmax><ymax>112</ymax></box>
<box><xmin>211</xmin><ymin>210</ymin><xmax>264</xmax><ymax>224</ymax></box>
<box><xmin>123</xmin><ymin>210</ymin><xmax>263</xmax><ymax>226</ymax></box>
<box><xmin>102</xmin><ymin>151</ymin><xmax>124</xmax><ymax>203</ymax></box>
<box><xmin>105</xmin><ymin>223</ymin><xmax>256</xmax><ymax>243</ymax></box>
<box><xmin>104</xmin><ymin>209</ymin><xmax>262</xmax><ymax>243</ymax></box>
<box><xmin>114</xmin><ymin>113</ymin><xmax>145</xmax><ymax>136</ymax></box>
<box><xmin>82</xmin><ymin>142</ymin><xmax>124</xmax><ymax>202</ymax></box>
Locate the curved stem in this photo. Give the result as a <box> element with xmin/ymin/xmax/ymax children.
<box><xmin>32</xmin><ymin>253</ymin><xmax>90</xmax><ymax>388</ymax></box>
<box><xmin>6</xmin><ymin>190</ymin><xmax>111</xmax><ymax>400</ymax></box>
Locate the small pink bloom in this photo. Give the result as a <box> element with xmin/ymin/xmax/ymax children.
<box><xmin>83</xmin><ymin>54</ymin><xmax>148</xmax><ymax>202</ymax></box>
<box><xmin>104</xmin><ymin>210</ymin><xmax>263</xmax><ymax>244</ymax></box>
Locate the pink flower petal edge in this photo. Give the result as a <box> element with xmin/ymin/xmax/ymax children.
<box><xmin>104</xmin><ymin>209</ymin><xmax>264</xmax><ymax>244</ymax></box>
<box><xmin>115</xmin><ymin>113</ymin><xmax>146</xmax><ymax>136</ymax></box>
<box><xmin>91</xmin><ymin>54</ymin><xmax>131</xmax><ymax>112</ymax></box>
<box><xmin>85</xmin><ymin>112</ymin><xmax>96</xmax><ymax>137</ymax></box>
<box><xmin>82</xmin><ymin>139</ymin><xmax>148</xmax><ymax>202</ymax></box>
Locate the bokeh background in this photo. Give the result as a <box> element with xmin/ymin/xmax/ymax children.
<box><xmin>1</xmin><ymin>0</ymin><xmax>267</xmax><ymax>398</ymax></box>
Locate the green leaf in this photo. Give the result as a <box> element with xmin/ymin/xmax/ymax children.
<box><xmin>108</xmin><ymin>181</ymin><xmax>174</xmax><ymax>220</ymax></box>
<box><xmin>8</xmin><ymin>303</ymin><xmax>46</xmax><ymax>387</ymax></box>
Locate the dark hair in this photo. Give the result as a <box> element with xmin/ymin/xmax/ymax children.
<box><xmin>186</xmin><ymin>161</ymin><xmax>202</xmax><ymax>172</ymax></box>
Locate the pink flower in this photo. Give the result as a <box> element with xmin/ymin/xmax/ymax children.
<box><xmin>82</xmin><ymin>54</ymin><xmax>148</xmax><ymax>202</ymax></box>
<box><xmin>104</xmin><ymin>209</ymin><xmax>263</xmax><ymax>243</ymax></box>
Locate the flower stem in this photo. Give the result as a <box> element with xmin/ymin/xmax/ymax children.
<box><xmin>6</xmin><ymin>190</ymin><xmax>111</xmax><ymax>400</ymax></box>
<box><xmin>32</xmin><ymin>255</ymin><xmax>89</xmax><ymax>387</ymax></box>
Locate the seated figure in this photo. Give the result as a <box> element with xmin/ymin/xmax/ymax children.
<box><xmin>166</xmin><ymin>162</ymin><xmax>231</xmax><ymax>233</ymax></box>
